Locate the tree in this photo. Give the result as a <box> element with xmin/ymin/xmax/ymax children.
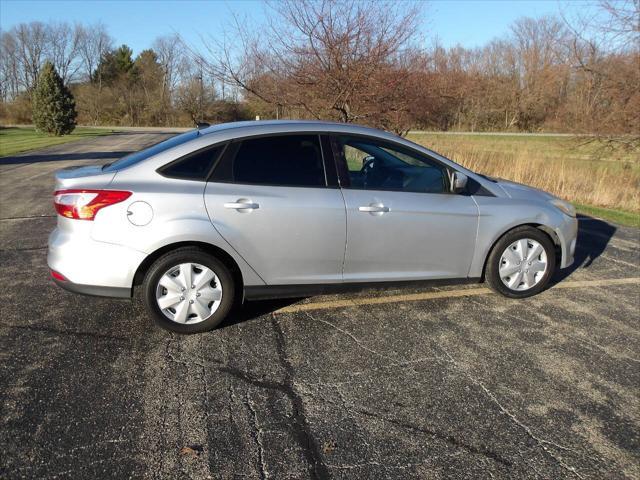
<box><xmin>0</xmin><ymin>31</ymin><xmax>20</xmax><ymax>101</ymax></box>
<box><xmin>508</xmin><ymin>16</ymin><xmax>570</xmax><ymax>131</ymax></box>
<box><xmin>46</xmin><ymin>22</ymin><xmax>82</xmax><ymax>83</ymax></box>
<box><xmin>12</xmin><ymin>22</ymin><xmax>48</xmax><ymax>91</ymax></box>
<box><xmin>198</xmin><ymin>0</ymin><xmax>422</xmax><ymax>134</ymax></box>
<box><xmin>562</xmin><ymin>0</ymin><xmax>639</xmax><ymax>145</ymax></box>
<box><xmin>31</xmin><ymin>61</ymin><xmax>77</xmax><ymax>135</ymax></box>
<box><xmin>175</xmin><ymin>61</ymin><xmax>215</xmax><ymax>124</ymax></box>
<box><xmin>77</xmin><ymin>23</ymin><xmax>112</xmax><ymax>84</ymax></box>
<box><xmin>134</xmin><ymin>49</ymin><xmax>164</xmax><ymax>124</ymax></box>
<box><xmin>153</xmin><ymin>34</ymin><xmax>186</xmax><ymax>124</ymax></box>
<box><xmin>94</xmin><ymin>44</ymin><xmax>135</xmax><ymax>85</ymax></box>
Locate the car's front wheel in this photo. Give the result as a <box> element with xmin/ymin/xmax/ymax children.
<box><xmin>485</xmin><ymin>226</ymin><xmax>556</xmax><ymax>298</ymax></box>
<box><xmin>142</xmin><ymin>247</ymin><xmax>235</xmax><ymax>333</ymax></box>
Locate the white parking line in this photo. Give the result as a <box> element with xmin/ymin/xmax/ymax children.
<box><xmin>276</xmin><ymin>277</ymin><xmax>640</xmax><ymax>314</ymax></box>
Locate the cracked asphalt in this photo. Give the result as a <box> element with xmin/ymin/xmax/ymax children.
<box><xmin>1</xmin><ymin>132</ymin><xmax>639</xmax><ymax>479</ymax></box>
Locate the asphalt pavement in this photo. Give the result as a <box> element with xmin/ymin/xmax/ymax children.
<box><xmin>0</xmin><ymin>132</ymin><xmax>638</xmax><ymax>479</ymax></box>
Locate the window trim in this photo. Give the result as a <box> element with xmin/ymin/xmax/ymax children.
<box><xmin>157</xmin><ymin>142</ymin><xmax>229</xmax><ymax>182</ymax></box>
<box><xmin>320</xmin><ymin>135</ymin><xmax>339</xmax><ymax>188</ymax></box>
<box><xmin>207</xmin><ymin>132</ymin><xmax>335</xmax><ymax>189</ymax></box>
<box><xmin>329</xmin><ymin>133</ymin><xmax>457</xmax><ymax>195</ymax></box>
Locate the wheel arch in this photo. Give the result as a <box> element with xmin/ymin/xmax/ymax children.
<box><xmin>132</xmin><ymin>241</ymin><xmax>245</xmax><ymax>300</ymax></box>
<box><xmin>480</xmin><ymin>223</ymin><xmax>560</xmax><ymax>281</ymax></box>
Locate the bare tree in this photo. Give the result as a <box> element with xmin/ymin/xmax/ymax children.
<box><xmin>12</xmin><ymin>22</ymin><xmax>48</xmax><ymax>91</ymax></box>
<box><xmin>508</xmin><ymin>16</ymin><xmax>571</xmax><ymax>130</ymax></box>
<box><xmin>153</xmin><ymin>34</ymin><xmax>183</xmax><ymax>95</ymax></box>
<box><xmin>153</xmin><ymin>34</ymin><xmax>186</xmax><ymax>123</ymax></box>
<box><xmin>196</xmin><ymin>0</ymin><xmax>423</xmax><ymax>133</ymax></box>
<box><xmin>597</xmin><ymin>0</ymin><xmax>639</xmax><ymax>49</ymax></box>
<box><xmin>77</xmin><ymin>23</ymin><xmax>113</xmax><ymax>84</ymax></box>
<box><xmin>175</xmin><ymin>56</ymin><xmax>216</xmax><ymax>124</ymax></box>
<box><xmin>562</xmin><ymin>0</ymin><xmax>639</xmax><ymax>145</ymax></box>
<box><xmin>0</xmin><ymin>31</ymin><xmax>21</xmax><ymax>100</ymax></box>
<box><xmin>46</xmin><ymin>22</ymin><xmax>82</xmax><ymax>83</ymax></box>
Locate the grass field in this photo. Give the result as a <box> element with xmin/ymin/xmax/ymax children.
<box><xmin>409</xmin><ymin>132</ymin><xmax>639</xmax><ymax>226</ymax></box>
<box><xmin>0</xmin><ymin>126</ymin><xmax>112</xmax><ymax>157</ymax></box>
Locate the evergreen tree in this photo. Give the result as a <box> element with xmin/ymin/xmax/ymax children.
<box><xmin>94</xmin><ymin>45</ymin><xmax>135</xmax><ymax>85</ymax></box>
<box><xmin>32</xmin><ymin>62</ymin><xmax>77</xmax><ymax>135</ymax></box>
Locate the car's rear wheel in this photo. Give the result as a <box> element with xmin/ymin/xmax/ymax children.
<box><xmin>143</xmin><ymin>247</ymin><xmax>235</xmax><ymax>333</ymax></box>
<box><xmin>485</xmin><ymin>226</ymin><xmax>556</xmax><ymax>298</ymax></box>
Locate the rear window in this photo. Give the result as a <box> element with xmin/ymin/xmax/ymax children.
<box><xmin>211</xmin><ymin>135</ymin><xmax>326</xmax><ymax>187</ymax></box>
<box><xmin>103</xmin><ymin>130</ymin><xmax>199</xmax><ymax>172</ymax></box>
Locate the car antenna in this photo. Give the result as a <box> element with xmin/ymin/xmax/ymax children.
<box><xmin>196</xmin><ymin>121</ymin><xmax>210</xmax><ymax>130</ymax></box>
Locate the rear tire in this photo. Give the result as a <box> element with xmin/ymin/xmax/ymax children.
<box><xmin>485</xmin><ymin>226</ymin><xmax>556</xmax><ymax>298</ymax></box>
<box><xmin>142</xmin><ymin>247</ymin><xmax>235</xmax><ymax>333</ymax></box>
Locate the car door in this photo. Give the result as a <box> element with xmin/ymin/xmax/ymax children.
<box><xmin>330</xmin><ymin>135</ymin><xmax>479</xmax><ymax>282</ymax></box>
<box><xmin>204</xmin><ymin>133</ymin><xmax>346</xmax><ymax>285</ymax></box>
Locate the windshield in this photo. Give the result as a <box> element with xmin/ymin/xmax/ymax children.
<box><xmin>102</xmin><ymin>130</ymin><xmax>199</xmax><ymax>172</ymax></box>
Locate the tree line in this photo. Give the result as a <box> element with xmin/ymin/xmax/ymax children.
<box><xmin>1</xmin><ymin>23</ymin><xmax>250</xmax><ymax>127</ymax></box>
<box><xmin>1</xmin><ymin>0</ymin><xmax>637</xmax><ymax>139</ymax></box>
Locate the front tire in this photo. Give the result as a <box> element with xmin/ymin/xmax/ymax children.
<box><xmin>485</xmin><ymin>226</ymin><xmax>556</xmax><ymax>298</ymax></box>
<box><xmin>142</xmin><ymin>247</ymin><xmax>235</xmax><ymax>333</ymax></box>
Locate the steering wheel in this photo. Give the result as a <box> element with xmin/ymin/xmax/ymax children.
<box><xmin>360</xmin><ymin>156</ymin><xmax>376</xmax><ymax>188</ymax></box>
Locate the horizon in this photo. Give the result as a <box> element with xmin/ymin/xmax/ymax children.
<box><xmin>0</xmin><ymin>0</ymin><xmax>600</xmax><ymax>56</ymax></box>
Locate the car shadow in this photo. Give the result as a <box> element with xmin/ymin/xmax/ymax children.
<box><xmin>220</xmin><ymin>298</ymin><xmax>305</xmax><ymax>328</ymax></box>
<box><xmin>0</xmin><ymin>151</ymin><xmax>134</xmax><ymax>165</ymax></box>
<box><xmin>551</xmin><ymin>214</ymin><xmax>617</xmax><ymax>283</ymax></box>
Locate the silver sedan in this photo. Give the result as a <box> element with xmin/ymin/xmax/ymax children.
<box><xmin>48</xmin><ymin>121</ymin><xmax>578</xmax><ymax>333</ymax></box>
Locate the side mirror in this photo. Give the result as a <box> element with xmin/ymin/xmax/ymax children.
<box><xmin>451</xmin><ymin>171</ymin><xmax>468</xmax><ymax>193</ymax></box>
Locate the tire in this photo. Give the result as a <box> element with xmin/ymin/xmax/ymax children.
<box><xmin>142</xmin><ymin>247</ymin><xmax>235</xmax><ymax>333</ymax></box>
<box><xmin>485</xmin><ymin>226</ymin><xmax>556</xmax><ymax>298</ymax></box>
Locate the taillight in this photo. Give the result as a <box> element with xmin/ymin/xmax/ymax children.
<box><xmin>53</xmin><ymin>189</ymin><xmax>132</xmax><ymax>220</ymax></box>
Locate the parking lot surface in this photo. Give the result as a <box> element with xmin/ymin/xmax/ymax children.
<box><xmin>1</xmin><ymin>132</ymin><xmax>638</xmax><ymax>479</ymax></box>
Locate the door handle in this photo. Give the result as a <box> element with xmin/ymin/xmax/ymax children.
<box><xmin>358</xmin><ymin>203</ymin><xmax>389</xmax><ymax>214</ymax></box>
<box><xmin>224</xmin><ymin>200</ymin><xmax>260</xmax><ymax>211</ymax></box>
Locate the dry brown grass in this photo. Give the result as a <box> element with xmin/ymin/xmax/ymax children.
<box><xmin>410</xmin><ymin>133</ymin><xmax>640</xmax><ymax>213</ymax></box>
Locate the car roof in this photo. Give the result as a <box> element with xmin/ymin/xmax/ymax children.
<box><xmin>197</xmin><ymin>119</ymin><xmax>402</xmax><ymax>141</ymax></box>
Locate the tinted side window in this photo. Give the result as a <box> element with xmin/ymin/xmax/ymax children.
<box><xmin>335</xmin><ymin>136</ymin><xmax>448</xmax><ymax>194</ymax></box>
<box><xmin>159</xmin><ymin>145</ymin><xmax>223</xmax><ymax>181</ymax></box>
<box><xmin>213</xmin><ymin>135</ymin><xmax>326</xmax><ymax>187</ymax></box>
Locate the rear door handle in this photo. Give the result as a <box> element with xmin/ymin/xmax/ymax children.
<box><xmin>224</xmin><ymin>200</ymin><xmax>260</xmax><ymax>211</ymax></box>
<box><xmin>358</xmin><ymin>203</ymin><xmax>390</xmax><ymax>214</ymax></box>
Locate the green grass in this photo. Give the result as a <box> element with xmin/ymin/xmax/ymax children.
<box><xmin>0</xmin><ymin>126</ymin><xmax>112</xmax><ymax>157</ymax></box>
<box><xmin>575</xmin><ymin>204</ymin><xmax>640</xmax><ymax>228</ymax></box>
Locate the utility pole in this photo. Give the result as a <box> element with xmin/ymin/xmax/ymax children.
<box><xmin>197</xmin><ymin>60</ymin><xmax>204</xmax><ymax>123</ymax></box>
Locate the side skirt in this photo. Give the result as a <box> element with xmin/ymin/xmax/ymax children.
<box><xmin>244</xmin><ymin>277</ymin><xmax>481</xmax><ymax>301</ymax></box>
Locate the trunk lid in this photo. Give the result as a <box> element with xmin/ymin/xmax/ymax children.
<box><xmin>54</xmin><ymin>165</ymin><xmax>117</xmax><ymax>191</ymax></box>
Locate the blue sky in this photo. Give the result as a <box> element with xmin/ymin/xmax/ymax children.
<box><xmin>1</xmin><ymin>0</ymin><xmax>593</xmax><ymax>54</ymax></box>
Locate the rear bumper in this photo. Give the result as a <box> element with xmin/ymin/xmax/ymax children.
<box><xmin>47</xmin><ymin>226</ymin><xmax>146</xmax><ymax>296</ymax></box>
<box><xmin>52</xmin><ymin>276</ymin><xmax>131</xmax><ymax>298</ymax></box>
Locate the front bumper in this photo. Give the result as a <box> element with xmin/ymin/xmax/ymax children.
<box><xmin>48</xmin><ymin>227</ymin><xmax>147</xmax><ymax>298</ymax></box>
<box><xmin>556</xmin><ymin>215</ymin><xmax>578</xmax><ymax>268</ymax></box>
